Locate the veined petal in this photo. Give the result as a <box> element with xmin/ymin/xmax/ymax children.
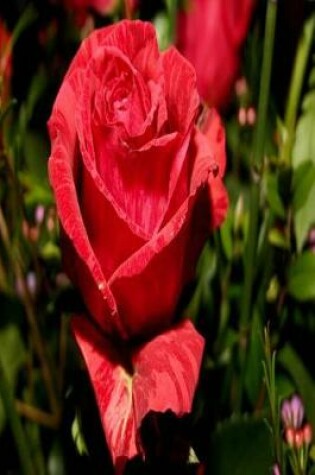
<box><xmin>48</xmin><ymin>80</ymin><xmax>127</xmax><ymax>336</ymax></box>
<box><xmin>72</xmin><ymin>315</ymin><xmax>204</xmax><ymax>473</ymax></box>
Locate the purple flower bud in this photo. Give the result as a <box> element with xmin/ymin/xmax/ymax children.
<box><xmin>281</xmin><ymin>394</ymin><xmax>304</xmax><ymax>429</ymax></box>
<box><xmin>35</xmin><ymin>205</ymin><xmax>45</xmax><ymax>225</ymax></box>
<box><xmin>291</xmin><ymin>395</ymin><xmax>304</xmax><ymax>429</ymax></box>
<box><xmin>26</xmin><ymin>272</ymin><xmax>37</xmax><ymax>296</ymax></box>
<box><xmin>273</xmin><ymin>464</ymin><xmax>281</xmax><ymax>475</ymax></box>
<box><xmin>15</xmin><ymin>271</ymin><xmax>37</xmax><ymax>299</ymax></box>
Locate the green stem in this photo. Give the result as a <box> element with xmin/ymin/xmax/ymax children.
<box><xmin>0</xmin><ymin>359</ymin><xmax>36</xmax><ymax>475</ymax></box>
<box><xmin>237</xmin><ymin>0</ymin><xmax>278</xmax><ymax>410</ymax></box>
<box><xmin>252</xmin><ymin>0</ymin><xmax>278</xmax><ymax>170</ymax></box>
<box><xmin>281</xmin><ymin>14</ymin><xmax>315</xmax><ymax>165</ymax></box>
<box><xmin>240</xmin><ymin>0</ymin><xmax>278</xmax><ymax>329</ymax></box>
<box><xmin>165</xmin><ymin>0</ymin><xmax>177</xmax><ymax>44</ymax></box>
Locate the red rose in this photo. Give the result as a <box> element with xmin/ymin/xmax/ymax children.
<box><xmin>65</xmin><ymin>0</ymin><xmax>118</xmax><ymax>15</ymax></box>
<box><xmin>0</xmin><ymin>20</ymin><xmax>12</xmax><ymax>107</ymax></box>
<box><xmin>176</xmin><ymin>0</ymin><xmax>255</xmax><ymax>109</ymax></box>
<box><xmin>48</xmin><ymin>20</ymin><xmax>227</xmax><ymax>470</ymax></box>
<box><xmin>64</xmin><ymin>0</ymin><xmax>119</xmax><ymax>27</ymax></box>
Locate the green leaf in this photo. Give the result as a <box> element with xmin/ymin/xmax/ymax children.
<box><xmin>292</xmin><ymin>161</ymin><xmax>315</xmax><ymax>251</ymax></box>
<box><xmin>268</xmin><ymin>228</ymin><xmax>289</xmax><ymax>249</ymax></box>
<box><xmin>293</xmin><ymin>88</ymin><xmax>315</xmax><ymax>168</ymax></box>
<box><xmin>71</xmin><ymin>413</ymin><xmax>88</xmax><ymax>456</ymax></box>
<box><xmin>207</xmin><ymin>416</ymin><xmax>273</xmax><ymax>475</ymax></box>
<box><xmin>288</xmin><ymin>251</ymin><xmax>315</xmax><ymax>301</ymax></box>
<box><xmin>265</xmin><ymin>173</ymin><xmax>286</xmax><ymax>218</ymax></box>
<box><xmin>278</xmin><ymin>344</ymin><xmax>315</xmax><ymax>431</ymax></box>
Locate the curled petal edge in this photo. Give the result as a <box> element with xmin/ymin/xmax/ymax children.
<box><xmin>72</xmin><ymin>315</ymin><xmax>205</xmax><ymax>474</ymax></box>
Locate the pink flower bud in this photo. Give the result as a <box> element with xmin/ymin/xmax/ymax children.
<box><xmin>294</xmin><ymin>430</ymin><xmax>304</xmax><ymax>448</ymax></box>
<box><xmin>35</xmin><ymin>205</ymin><xmax>45</xmax><ymax>225</ymax></box>
<box><xmin>285</xmin><ymin>427</ymin><xmax>295</xmax><ymax>446</ymax></box>
<box><xmin>273</xmin><ymin>464</ymin><xmax>281</xmax><ymax>475</ymax></box>
<box><xmin>303</xmin><ymin>424</ymin><xmax>312</xmax><ymax>445</ymax></box>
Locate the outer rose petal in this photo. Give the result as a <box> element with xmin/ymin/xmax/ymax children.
<box><xmin>198</xmin><ymin>108</ymin><xmax>229</xmax><ymax>229</ymax></box>
<box><xmin>109</xmin><ymin>149</ymin><xmax>214</xmax><ymax>337</ymax></box>
<box><xmin>48</xmin><ymin>80</ymin><xmax>127</xmax><ymax>337</ymax></box>
<box><xmin>72</xmin><ymin>315</ymin><xmax>205</xmax><ymax>473</ymax></box>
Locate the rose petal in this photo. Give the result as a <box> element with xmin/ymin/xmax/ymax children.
<box><xmin>72</xmin><ymin>315</ymin><xmax>205</xmax><ymax>473</ymax></box>
<box><xmin>104</xmin><ymin>21</ymin><xmax>160</xmax><ymax>83</ymax></box>
<box><xmin>109</xmin><ymin>172</ymin><xmax>212</xmax><ymax>337</ymax></box>
<box><xmin>162</xmin><ymin>46</ymin><xmax>199</xmax><ymax>134</ymax></box>
<box><xmin>79</xmin><ymin>155</ymin><xmax>146</xmax><ymax>280</ymax></box>
<box><xmin>48</xmin><ymin>81</ymin><xmax>127</xmax><ymax>336</ymax></box>
<box><xmin>199</xmin><ymin>108</ymin><xmax>229</xmax><ymax>229</ymax></box>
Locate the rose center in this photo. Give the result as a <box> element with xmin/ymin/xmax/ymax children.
<box><xmin>105</xmin><ymin>71</ymin><xmax>132</xmax><ymax>123</ymax></box>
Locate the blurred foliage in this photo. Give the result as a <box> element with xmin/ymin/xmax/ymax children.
<box><xmin>0</xmin><ymin>0</ymin><xmax>315</xmax><ymax>474</ymax></box>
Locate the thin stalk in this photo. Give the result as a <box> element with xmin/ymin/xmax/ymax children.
<box><xmin>281</xmin><ymin>14</ymin><xmax>315</xmax><ymax>165</ymax></box>
<box><xmin>237</xmin><ymin>0</ymin><xmax>278</xmax><ymax>410</ymax></box>
<box><xmin>263</xmin><ymin>329</ymin><xmax>283</xmax><ymax>469</ymax></box>
<box><xmin>16</xmin><ymin>400</ymin><xmax>60</xmax><ymax>429</ymax></box>
<box><xmin>0</xmin><ymin>206</ymin><xmax>60</xmax><ymax>417</ymax></box>
<box><xmin>0</xmin><ymin>359</ymin><xmax>36</xmax><ymax>475</ymax></box>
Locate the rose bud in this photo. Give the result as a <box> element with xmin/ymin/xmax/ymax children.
<box><xmin>176</xmin><ymin>0</ymin><xmax>255</xmax><ymax>110</ymax></box>
<box><xmin>48</xmin><ymin>20</ymin><xmax>227</xmax><ymax>472</ymax></box>
<box><xmin>303</xmin><ymin>423</ymin><xmax>313</xmax><ymax>445</ymax></box>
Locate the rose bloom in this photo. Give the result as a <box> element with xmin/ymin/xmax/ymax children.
<box><xmin>0</xmin><ymin>20</ymin><xmax>12</xmax><ymax>108</ymax></box>
<box><xmin>176</xmin><ymin>0</ymin><xmax>255</xmax><ymax>109</ymax></box>
<box><xmin>48</xmin><ymin>20</ymin><xmax>227</xmax><ymax>471</ymax></box>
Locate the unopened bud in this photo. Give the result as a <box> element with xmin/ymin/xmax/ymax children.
<box><xmin>294</xmin><ymin>430</ymin><xmax>304</xmax><ymax>448</ymax></box>
<box><xmin>285</xmin><ymin>427</ymin><xmax>295</xmax><ymax>447</ymax></box>
<box><xmin>303</xmin><ymin>423</ymin><xmax>312</xmax><ymax>445</ymax></box>
<box><xmin>273</xmin><ymin>464</ymin><xmax>281</xmax><ymax>475</ymax></box>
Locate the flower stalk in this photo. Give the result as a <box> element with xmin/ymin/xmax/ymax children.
<box><xmin>262</xmin><ymin>328</ymin><xmax>283</xmax><ymax>470</ymax></box>
<box><xmin>238</xmin><ymin>0</ymin><xmax>278</xmax><ymax>409</ymax></box>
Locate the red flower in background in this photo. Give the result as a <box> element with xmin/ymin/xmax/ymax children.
<box><xmin>65</xmin><ymin>0</ymin><xmax>118</xmax><ymax>15</ymax></box>
<box><xmin>0</xmin><ymin>20</ymin><xmax>12</xmax><ymax>107</ymax></box>
<box><xmin>64</xmin><ymin>0</ymin><xmax>119</xmax><ymax>26</ymax></box>
<box><xmin>176</xmin><ymin>0</ymin><xmax>255</xmax><ymax>110</ymax></box>
<box><xmin>48</xmin><ymin>20</ymin><xmax>228</xmax><ymax>471</ymax></box>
